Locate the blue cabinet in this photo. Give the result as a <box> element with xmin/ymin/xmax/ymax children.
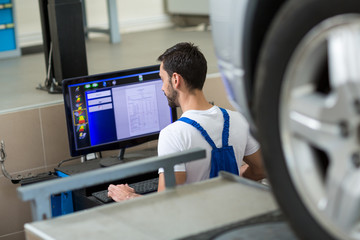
<box><xmin>52</xmin><ymin>171</ymin><xmax>74</xmax><ymax>217</ymax></box>
<box><xmin>0</xmin><ymin>0</ymin><xmax>20</xmax><ymax>59</ymax></box>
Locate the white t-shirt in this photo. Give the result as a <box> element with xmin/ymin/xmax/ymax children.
<box><xmin>158</xmin><ymin>106</ymin><xmax>259</xmax><ymax>184</ymax></box>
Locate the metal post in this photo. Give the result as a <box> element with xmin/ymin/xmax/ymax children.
<box><xmin>107</xmin><ymin>0</ymin><xmax>121</xmax><ymax>43</ymax></box>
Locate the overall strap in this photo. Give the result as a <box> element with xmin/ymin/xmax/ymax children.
<box><xmin>177</xmin><ymin>107</ymin><xmax>230</xmax><ymax>149</ymax></box>
<box><xmin>179</xmin><ymin>108</ymin><xmax>238</xmax><ymax>179</ymax></box>
<box><xmin>177</xmin><ymin>117</ymin><xmax>217</xmax><ymax>149</ymax></box>
<box><xmin>219</xmin><ymin>107</ymin><xmax>230</xmax><ymax>147</ymax></box>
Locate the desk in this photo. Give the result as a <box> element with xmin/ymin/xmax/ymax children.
<box><xmin>56</xmin><ymin>147</ymin><xmax>158</xmax><ymax>175</ymax></box>
<box><xmin>55</xmin><ymin>147</ymin><xmax>159</xmax><ymax>211</ymax></box>
<box><xmin>18</xmin><ymin>148</ymin><xmax>206</xmax><ymax>221</ymax></box>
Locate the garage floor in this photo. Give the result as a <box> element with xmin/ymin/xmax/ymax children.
<box><xmin>0</xmin><ymin>27</ymin><xmax>218</xmax><ymax>113</ymax></box>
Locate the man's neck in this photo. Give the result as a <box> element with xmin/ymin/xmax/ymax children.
<box><xmin>179</xmin><ymin>90</ymin><xmax>213</xmax><ymax>112</ymax></box>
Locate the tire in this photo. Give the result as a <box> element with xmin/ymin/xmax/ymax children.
<box><xmin>255</xmin><ymin>0</ymin><xmax>360</xmax><ymax>239</ymax></box>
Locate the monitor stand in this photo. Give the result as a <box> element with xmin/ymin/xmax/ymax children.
<box><xmin>99</xmin><ymin>148</ymin><xmax>126</xmax><ymax>167</ymax></box>
<box><xmin>99</xmin><ymin>147</ymin><xmax>157</xmax><ymax>167</ymax></box>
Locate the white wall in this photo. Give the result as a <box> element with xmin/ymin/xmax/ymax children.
<box><xmin>167</xmin><ymin>0</ymin><xmax>209</xmax><ymax>15</ymax></box>
<box><xmin>13</xmin><ymin>0</ymin><xmax>172</xmax><ymax>47</ymax></box>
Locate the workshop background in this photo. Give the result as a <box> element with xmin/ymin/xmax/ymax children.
<box><xmin>0</xmin><ymin>0</ymin><xmax>235</xmax><ymax>239</ymax></box>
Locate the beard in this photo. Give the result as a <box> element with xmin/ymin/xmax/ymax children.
<box><xmin>165</xmin><ymin>85</ymin><xmax>179</xmax><ymax>108</ymax></box>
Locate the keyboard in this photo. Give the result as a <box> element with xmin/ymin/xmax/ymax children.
<box><xmin>19</xmin><ymin>172</ymin><xmax>58</xmax><ymax>185</ymax></box>
<box><xmin>92</xmin><ymin>178</ymin><xmax>159</xmax><ymax>203</ymax></box>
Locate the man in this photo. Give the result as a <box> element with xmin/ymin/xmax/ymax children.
<box><xmin>108</xmin><ymin>42</ymin><xmax>265</xmax><ymax>201</ymax></box>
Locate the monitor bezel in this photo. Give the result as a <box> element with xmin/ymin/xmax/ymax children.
<box><xmin>62</xmin><ymin>64</ymin><xmax>177</xmax><ymax>157</ymax></box>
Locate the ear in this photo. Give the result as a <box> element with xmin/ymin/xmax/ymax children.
<box><xmin>172</xmin><ymin>73</ymin><xmax>182</xmax><ymax>89</ymax></box>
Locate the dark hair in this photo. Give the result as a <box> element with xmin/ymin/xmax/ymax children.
<box><xmin>157</xmin><ymin>42</ymin><xmax>207</xmax><ymax>91</ymax></box>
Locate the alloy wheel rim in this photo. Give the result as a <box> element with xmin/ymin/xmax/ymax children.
<box><xmin>280</xmin><ymin>14</ymin><xmax>360</xmax><ymax>240</ymax></box>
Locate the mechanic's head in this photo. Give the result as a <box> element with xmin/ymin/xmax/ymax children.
<box><xmin>157</xmin><ymin>42</ymin><xmax>208</xmax><ymax>91</ymax></box>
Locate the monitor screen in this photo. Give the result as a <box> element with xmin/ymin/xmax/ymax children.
<box><xmin>62</xmin><ymin>65</ymin><xmax>177</xmax><ymax>158</ymax></box>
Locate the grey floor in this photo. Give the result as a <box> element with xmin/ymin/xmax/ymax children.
<box><xmin>0</xmin><ymin>27</ymin><xmax>218</xmax><ymax>113</ymax></box>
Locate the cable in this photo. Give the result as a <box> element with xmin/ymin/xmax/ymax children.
<box><xmin>0</xmin><ymin>141</ymin><xmax>21</xmax><ymax>183</ymax></box>
<box><xmin>36</xmin><ymin>42</ymin><xmax>62</xmax><ymax>94</ymax></box>
<box><xmin>0</xmin><ymin>140</ymin><xmax>6</xmax><ymax>161</ymax></box>
<box><xmin>57</xmin><ymin>157</ymin><xmax>81</xmax><ymax>167</ymax></box>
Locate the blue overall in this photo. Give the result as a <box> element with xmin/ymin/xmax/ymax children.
<box><xmin>178</xmin><ymin>107</ymin><xmax>239</xmax><ymax>178</ymax></box>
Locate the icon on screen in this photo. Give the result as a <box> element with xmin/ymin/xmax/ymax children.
<box><xmin>74</xmin><ymin>110</ymin><xmax>83</xmax><ymax>116</ymax></box>
<box><xmin>77</xmin><ymin>125</ymin><xmax>86</xmax><ymax>132</ymax></box>
<box><xmin>73</xmin><ymin>109</ymin><xmax>87</xmax><ymax>125</ymax></box>
<box><xmin>78</xmin><ymin>115</ymin><xmax>86</xmax><ymax>124</ymax></box>
<box><xmin>76</xmin><ymin>103</ymin><xmax>83</xmax><ymax>111</ymax></box>
<box><xmin>75</xmin><ymin>95</ymin><xmax>82</xmax><ymax>103</ymax></box>
<box><xmin>79</xmin><ymin>132</ymin><xmax>87</xmax><ymax>140</ymax></box>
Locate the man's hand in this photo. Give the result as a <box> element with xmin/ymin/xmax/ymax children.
<box><xmin>240</xmin><ymin>163</ymin><xmax>249</xmax><ymax>176</ymax></box>
<box><xmin>107</xmin><ymin>184</ymin><xmax>140</xmax><ymax>202</ymax></box>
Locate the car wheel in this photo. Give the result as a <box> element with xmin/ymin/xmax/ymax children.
<box><xmin>255</xmin><ymin>0</ymin><xmax>360</xmax><ymax>239</ymax></box>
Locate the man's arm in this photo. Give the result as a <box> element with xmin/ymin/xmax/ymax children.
<box><xmin>107</xmin><ymin>171</ymin><xmax>186</xmax><ymax>201</ymax></box>
<box><xmin>241</xmin><ymin>150</ymin><xmax>266</xmax><ymax>181</ymax></box>
<box><xmin>158</xmin><ymin>171</ymin><xmax>186</xmax><ymax>192</ymax></box>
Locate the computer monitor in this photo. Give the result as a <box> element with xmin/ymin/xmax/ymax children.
<box><xmin>62</xmin><ymin>65</ymin><xmax>177</xmax><ymax>166</ymax></box>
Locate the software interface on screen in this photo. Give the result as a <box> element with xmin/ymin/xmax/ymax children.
<box><xmin>66</xmin><ymin>69</ymin><xmax>173</xmax><ymax>154</ymax></box>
